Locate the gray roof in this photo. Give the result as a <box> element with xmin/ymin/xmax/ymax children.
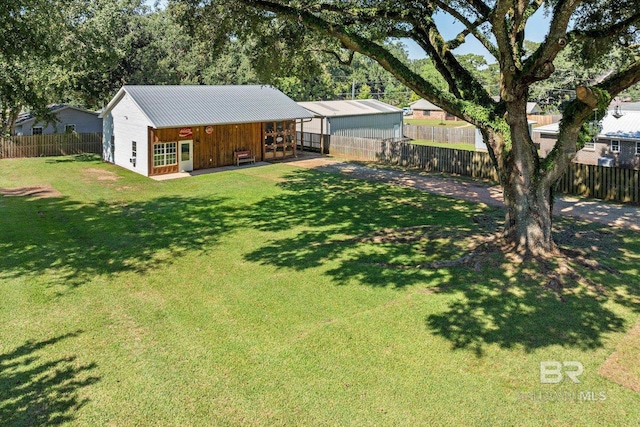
<box><xmin>298</xmin><ymin>99</ymin><xmax>402</xmax><ymax>117</ymax></box>
<box><xmin>534</xmin><ymin>110</ymin><xmax>640</xmax><ymax>140</ymax></box>
<box><xmin>100</xmin><ymin>85</ymin><xmax>313</xmax><ymax>128</ymax></box>
<box><xmin>409</xmin><ymin>99</ymin><xmax>442</xmax><ymax>111</ymax></box>
<box><xmin>15</xmin><ymin>104</ymin><xmax>97</xmax><ymax>126</ymax></box>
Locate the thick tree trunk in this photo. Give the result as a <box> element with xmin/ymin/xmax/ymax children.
<box><xmin>497</xmin><ymin>99</ymin><xmax>556</xmax><ymax>256</ymax></box>
<box><xmin>502</xmin><ymin>177</ymin><xmax>555</xmax><ymax>256</ymax></box>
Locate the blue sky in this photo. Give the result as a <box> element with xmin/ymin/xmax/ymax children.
<box><xmin>403</xmin><ymin>8</ymin><xmax>552</xmax><ymax>61</ymax></box>
<box><xmin>145</xmin><ymin>1</ymin><xmax>552</xmax><ymax>63</ymax></box>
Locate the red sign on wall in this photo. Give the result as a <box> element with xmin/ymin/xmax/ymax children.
<box><xmin>179</xmin><ymin>127</ymin><xmax>193</xmax><ymax>138</ymax></box>
<box><xmin>205</xmin><ymin>126</ymin><xmax>213</xmax><ymax>135</ymax></box>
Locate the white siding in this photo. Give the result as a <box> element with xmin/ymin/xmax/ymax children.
<box><xmin>297</xmin><ymin>117</ymin><xmax>324</xmax><ymax>134</ymax></box>
<box><xmin>104</xmin><ymin>93</ymin><xmax>151</xmax><ymax>176</ymax></box>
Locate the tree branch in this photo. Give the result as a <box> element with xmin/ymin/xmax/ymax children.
<box><xmin>433</xmin><ymin>0</ymin><xmax>499</xmax><ymax>57</ymax></box>
<box><xmin>541</xmin><ymin>59</ymin><xmax>640</xmax><ymax>185</ymax></box>
<box><xmin>521</xmin><ymin>0</ymin><xmax>581</xmax><ymax>83</ymax></box>
<box><xmin>568</xmin><ymin>12</ymin><xmax>640</xmax><ymax>41</ymax></box>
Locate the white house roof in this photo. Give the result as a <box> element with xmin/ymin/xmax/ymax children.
<box><xmin>100</xmin><ymin>85</ymin><xmax>313</xmax><ymax>129</ymax></box>
<box><xmin>298</xmin><ymin>99</ymin><xmax>402</xmax><ymax>117</ymax></box>
<box><xmin>409</xmin><ymin>99</ymin><xmax>442</xmax><ymax>111</ymax></box>
<box><xmin>533</xmin><ymin>110</ymin><xmax>640</xmax><ymax>140</ymax></box>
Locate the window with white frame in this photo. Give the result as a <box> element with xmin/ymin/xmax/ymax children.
<box><xmin>610</xmin><ymin>139</ymin><xmax>620</xmax><ymax>153</ymax></box>
<box><xmin>32</xmin><ymin>127</ymin><xmax>43</xmax><ymax>135</ymax></box>
<box><xmin>131</xmin><ymin>141</ymin><xmax>137</xmax><ymax>166</ymax></box>
<box><xmin>65</xmin><ymin>124</ymin><xmax>76</xmax><ymax>133</ymax></box>
<box><xmin>153</xmin><ymin>142</ymin><xmax>177</xmax><ymax>167</ymax></box>
<box><xmin>584</xmin><ymin>138</ymin><xmax>595</xmax><ymax>150</ymax></box>
<box><xmin>636</xmin><ymin>141</ymin><xmax>640</xmax><ymax>156</ymax></box>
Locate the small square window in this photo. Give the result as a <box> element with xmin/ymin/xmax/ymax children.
<box><xmin>65</xmin><ymin>124</ymin><xmax>76</xmax><ymax>133</ymax></box>
<box><xmin>610</xmin><ymin>140</ymin><xmax>620</xmax><ymax>153</ymax></box>
<box><xmin>32</xmin><ymin>127</ymin><xmax>43</xmax><ymax>135</ymax></box>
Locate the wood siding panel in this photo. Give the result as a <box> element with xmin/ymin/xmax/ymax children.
<box><xmin>149</xmin><ymin>127</ymin><xmax>179</xmax><ymax>176</ymax></box>
<box><xmin>149</xmin><ymin>123</ymin><xmax>262</xmax><ymax>175</ymax></box>
<box><xmin>211</xmin><ymin>123</ymin><xmax>262</xmax><ymax>167</ymax></box>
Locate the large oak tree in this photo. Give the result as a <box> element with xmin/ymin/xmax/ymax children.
<box><xmin>175</xmin><ymin>0</ymin><xmax>640</xmax><ymax>256</ymax></box>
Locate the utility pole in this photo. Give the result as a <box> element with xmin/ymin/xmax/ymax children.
<box><xmin>351</xmin><ymin>80</ymin><xmax>355</xmax><ymax>100</ymax></box>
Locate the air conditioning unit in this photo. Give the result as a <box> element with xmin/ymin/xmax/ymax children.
<box><xmin>130</xmin><ymin>157</ymin><xmax>137</xmax><ymax>166</ymax></box>
<box><xmin>597</xmin><ymin>157</ymin><xmax>614</xmax><ymax>167</ymax></box>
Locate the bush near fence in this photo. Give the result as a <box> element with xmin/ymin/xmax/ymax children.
<box><xmin>328</xmin><ymin>136</ymin><xmax>640</xmax><ymax>205</ymax></box>
<box><xmin>0</xmin><ymin>133</ymin><xmax>102</xmax><ymax>159</ymax></box>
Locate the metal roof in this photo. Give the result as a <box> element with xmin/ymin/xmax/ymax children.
<box><xmin>298</xmin><ymin>99</ymin><xmax>402</xmax><ymax>118</ymax></box>
<box><xmin>100</xmin><ymin>85</ymin><xmax>313</xmax><ymax>128</ymax></box>
<box><xmin>533</xmin><ymin>110</ymin><xmax>640</xmax><ymax>140</ymax></box>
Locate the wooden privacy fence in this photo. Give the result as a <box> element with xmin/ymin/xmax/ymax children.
<box><xmin>556</xmin><ymin>163</ymin><xmax>640</xmax><ymax>204</ymax></box>
<box><xmin>403</xmin><ymin>124</ymin><xmax>475</xmax><ymax>144</ymax></box>
<box><xmin>0</xmin><ymin>133</ymin><xmax>102</xmax><ymax>159</ymax></box>
<box><xmin>329</xmin><ymin>136</ymin><xmax>640</xmax><ymax>204</ymax></box>
<box><xmin>527</xmin><ymin>114</ymin><xmax>562</xmax><ymax>126</ymax></box>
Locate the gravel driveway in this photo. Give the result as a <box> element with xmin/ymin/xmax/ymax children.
<box><xmin>287</xmin><ymin>154</ymin><xmax>640</xmax><ymax>231</ymax></box>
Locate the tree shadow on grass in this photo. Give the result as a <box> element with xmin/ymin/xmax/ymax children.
<box><xmin>243</xmin><ymin>168</ymin><xmax>639</xmax><ymax>355</ymax></box>
<box><xmin>425</xmin><ymin>218</ymin><xmax>640</xmax><ymax>356</ymax></box>
<box><xmin>243</xmin><ymin>168</ymin><xmax>489</xmax><ymax>288</ymax></box>
<box><xmin>45</xmin><ymin>154</ymin><xmax>101</xmax><ymax>163</ymax></box>
<box><xmin>0</xmin><ymin>194</ymin><xmax>240</xmax><ymax>290</ymax></box>
<box><xmin>0</xmin><ymin>332</ymin><xmax>100</xmax><ymax>426</ymax></box>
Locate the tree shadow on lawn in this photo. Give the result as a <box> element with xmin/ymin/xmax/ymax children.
<box><xmin>243</xmin><ymin>168</ymin><xmax>640</xmax><ymax>355</ymax></box>
<box><xmin>0</xmin><ymin>194</ymin><xmax>241</xmax><ymax>290</ymax></box>
<box><xmin>0</xmin><ymin>331</ymin><xmax>100</xmax><ymax>426</ymax></box>
<box><xmin>243</xmin><ymin>168</ymin><xmax>486</xmax><ymax>288</ymax></box>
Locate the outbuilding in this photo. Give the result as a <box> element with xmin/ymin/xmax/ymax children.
<box><xmin>296</xmin><ymin>99</ymin><xmax>403</xmax><ymax>151</ymax></box>
<box><xmin>100</xmin><ymin>85</ymin><xmax>313</xmax><ymax>177</ymax></box>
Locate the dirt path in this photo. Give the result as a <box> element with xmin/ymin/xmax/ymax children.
<box><xmin>288</xmin><ymin>155</ymin><xmax>640</xmax><ymax>231</ymax></box>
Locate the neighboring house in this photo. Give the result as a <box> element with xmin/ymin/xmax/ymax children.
<box><xmin>533</xmin><ymin>110</ymin><xmax>640</xmax><ymax>169</ymax></box>
<box><xmin>99</xmin><ymin>85</ymin><xmax>313</xmax><ymax>177</ymax></box>
<box><xmin>13</xmin><ymin>104</ymin><xmax>102</xmax><ymax>136</ymax></box>
<box><xmin>411</xmin><ymin>98</ymin><xmax>540</xmax><ymax>121</ymax></box>
<box><xmin>526</xmin><ymin>102</ymin><xmax>541</xmax><ymax>114</ymax></box>
<box><xmin>296</xmin><ymin>99</ymin><xmax>403</xmax><ymax>151</ymax></box>
<box><xmin>409</xmin><ymin>99</ymin><xmax>462</xmax><ymax>121</ymax></box>
<box><xmin>475</xmin><ymin>120</ymin><xmax>537</xmax><ymax>152</ymax></box>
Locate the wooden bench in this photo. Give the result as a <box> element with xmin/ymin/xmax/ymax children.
<box><xmin>234</xmin><ymin>150</ymin><xmax>255</xmax><ymax>166</ymax></box>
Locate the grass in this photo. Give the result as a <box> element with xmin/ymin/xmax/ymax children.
<box><xmin>408</xmin><ymin>140</ymin><xmax>476</xmax><ymax>151</ymax></box>
<box><xmin>1</xmin><ymin>154</ymin><xmax>639</xmax><ymax>426</ymax></box>
<box><xmin>405</xmin><ymin>118</ymin><xmax>471</xmax><ymax>127</ymax></box>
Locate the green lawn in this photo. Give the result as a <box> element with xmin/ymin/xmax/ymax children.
<box><xmin>1</xmin><ymin>155</ymin><xmax>639</xmax><ymax>426</ymax></box>
<box><xmin>409</xmin><ymin>140</ymin><xmax>476</xmax><ymax>151</ymax></box>
<box><xmin>405</xmin><ymin>118</ymin><xmax>471</xmax><ymax>127</ymax></box>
